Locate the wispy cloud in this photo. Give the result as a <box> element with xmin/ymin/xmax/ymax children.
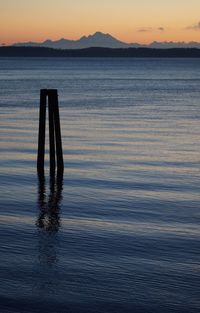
<box><xmin>186</xmin><ymin>21</ymin><xmax>200</xmax><ymax>30</ymax></box>
<box><xmin>137</xmin><ymin>27</ymin><xmax>152</xmax><ymax>32</ymax></box>
<box><xmin>137</xmin><ymin>27</ymin><xmax>165</xmax><ymax>33</ymax></box>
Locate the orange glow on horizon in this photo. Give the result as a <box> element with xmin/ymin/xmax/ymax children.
<box><xmin>1</xmin><ymin>0</ymin><xmax>200</xmax><ymax>45</ymax></box>
<box><xmin>2</xmin><ymin>30</ymin><xmax>200</xmax><ymax>46</ymax></box>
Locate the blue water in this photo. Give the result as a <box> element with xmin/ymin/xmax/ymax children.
<box><xmin>0</xmin><ymin>57</ymin><xmax>200</xmax><ymax>313</ymax></box>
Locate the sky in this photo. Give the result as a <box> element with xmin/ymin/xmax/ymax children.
<box><xmin>1</xmin><ymin>0</ymin><xmax>200</xmax><ymax>45</ymax></box>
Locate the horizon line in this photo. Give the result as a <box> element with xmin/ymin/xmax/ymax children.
<box><xmin>2</xmin><ymin>31</ymin><xmax>200</xmax><ymax>46</ymax></box>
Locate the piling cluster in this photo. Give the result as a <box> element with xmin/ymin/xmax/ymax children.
<box><xmin>37</xmin><ymin>89</ymin><xmax>64</xmax><ymax>175</ymax></box>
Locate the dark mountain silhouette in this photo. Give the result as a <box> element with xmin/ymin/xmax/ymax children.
<box><xmin>13</xmin><ymin>32</ymin><xmax>133</xmax><ymax>49</ymax></box>
<box><xmin>148</xmin><ymin>41</ymin><xmax>200</xmax><ymax>49</ymax></box>
<box><xmin>1</xmin><ymin>46</ymin><xmax>200</xmax><ymax>58</ymax></box>
<box><xmin>12</xmin><ymin>31</ymin><xmax>200</xmax><ymax>50</ymax></box>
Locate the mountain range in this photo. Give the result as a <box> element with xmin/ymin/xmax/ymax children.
<box><xmin>12</xmin><ymin>32</ymin><xmax>200</xmax><ymax>50</ymax></box>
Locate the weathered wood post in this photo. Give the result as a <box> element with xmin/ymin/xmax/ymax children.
<box><xmin>37</xmin><ymin>89</ymin><xmax>64</xmax><ymax>175</ymax></box>
<box><xmin>37</xmin><ymin>89</ymin><xmax>47</xmax><ymax>173</ymax></box>
<box><xmin>52</xmin><ymin>90</ymin><xmax>64</xmax><ymax>174</ymax></box>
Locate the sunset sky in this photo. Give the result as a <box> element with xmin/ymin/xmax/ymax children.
<box><xmin>1</xmin><ymin>0</ymin><xmax>200</xmax><ymax>45</ymax></box>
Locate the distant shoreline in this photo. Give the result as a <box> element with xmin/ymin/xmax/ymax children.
<box><xmin>1</xmin><ymin>46</ymin><xmax>200</xmax><ymax>58</ymax></box>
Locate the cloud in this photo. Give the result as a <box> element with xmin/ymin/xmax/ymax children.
<box><xmin>138</xmin><ymin>27</ymin><xmax>152</xmax><ymax>32</ymax></box>
<box><xmin>137</xmin><ymin>27</ymin><xmax>165</xmax><ymax>33</ymax></box>
<box><xmin>186</xmin><ymin>21</ymin><xmax>200</xmax><ymax>30</ymax></box>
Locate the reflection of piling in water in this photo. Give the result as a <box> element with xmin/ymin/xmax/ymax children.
<box><xmin>36</xmin><ymin>172</ymin><xmax>63</xmax><ymax>291</ymax></box>
<box><xmin>37</xmin><ymin>171</ymin><xmax>63</xmax><ymax>232</ymax></box>
<box><xmin>37</xmin><ymin>89</ymin><xmax>64</xmax><ymax>175</ymax></box>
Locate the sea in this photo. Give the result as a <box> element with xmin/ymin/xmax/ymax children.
<box><xmin>0</xmin><ymin>57</ymin><xmax>200</xmax><ymax>313</ymax></box>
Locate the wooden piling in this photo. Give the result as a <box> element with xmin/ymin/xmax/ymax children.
<box><xmin>37</xmin><ymin>89</ymin><xmax>64</xmax><ymax>175</ymax></box>
<box><xmin>53</xmin><ymin>91</ymin><xmax>64</xmax><ymax>173</ymax></box>
<box><xmin>37</xmin><ymin>89</ymin><xmax>47</xmax><ymax>173</ymax></box>
<box><xmin>48</xmin><ymin>91</ymin><xmax>56</xmax><ymax>174</ymax></box>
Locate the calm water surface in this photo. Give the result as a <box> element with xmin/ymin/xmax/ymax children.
<box><xmin>0</xmin><ymin>58</ymin><xmax>200</xmax><ymax>313</ymax></box>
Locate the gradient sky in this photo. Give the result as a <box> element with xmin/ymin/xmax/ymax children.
<box><xmin>1</xmin><ymin>0</ymin><xmax>200</xmax><ymax>44</ymax></box>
